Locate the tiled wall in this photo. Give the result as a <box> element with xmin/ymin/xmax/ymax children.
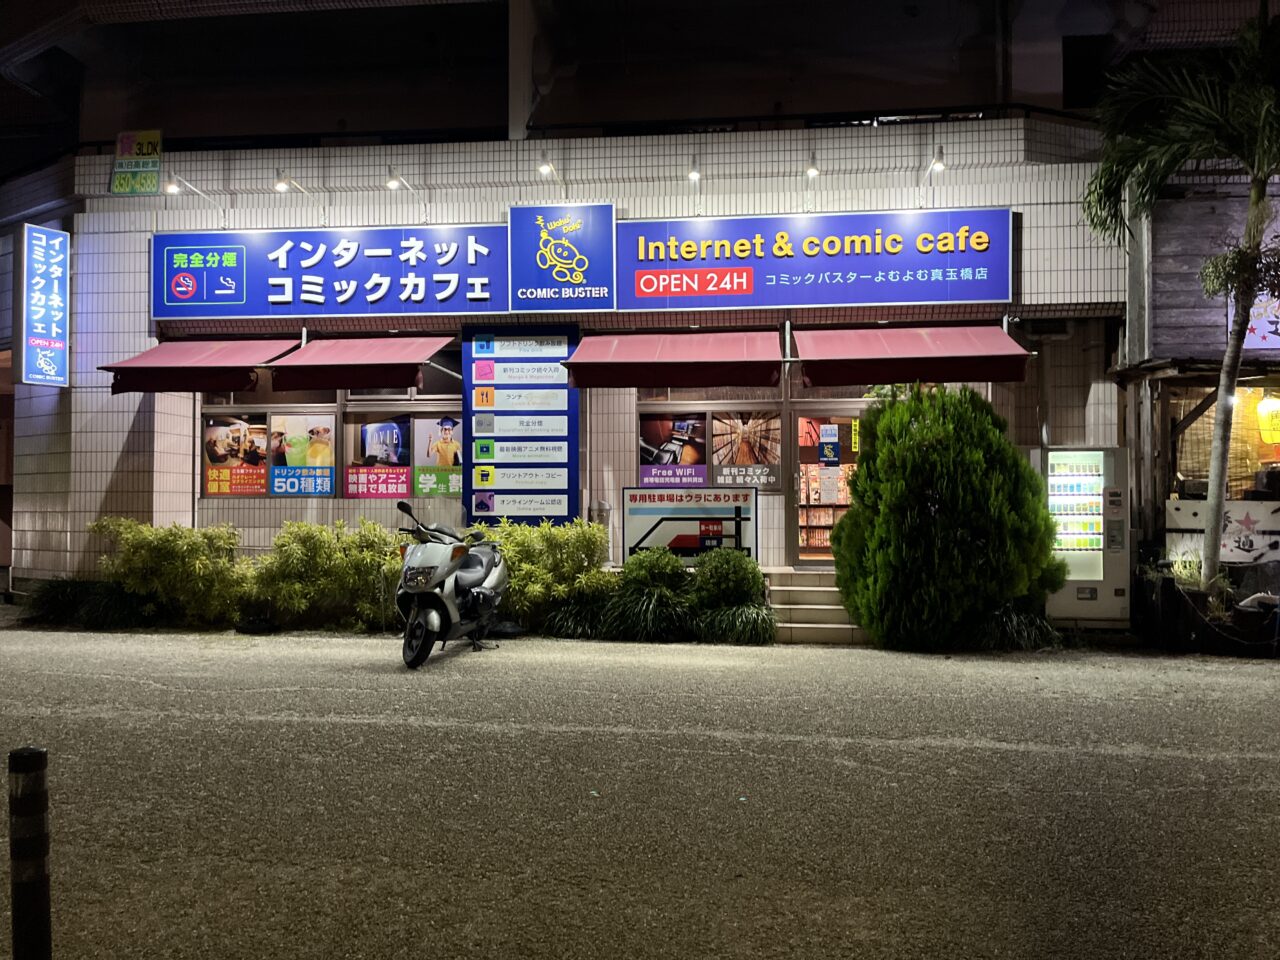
<box><xmin>996</xmin><ymin>319</ymin><xmax>1119</xmax><ymax>449</ymax></box>
<box><xmin>3</xmin><ymin>118</ymin><xmax>1126</xmax><ymax>577</ymax></box>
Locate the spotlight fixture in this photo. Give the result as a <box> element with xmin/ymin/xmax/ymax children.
<box><xmin>386</xmin><ymin>165</ymin><xmax>403</xmax><ymax>190</ymax></box>
<box><xmin>805</xmin><ymin>152</ymin><xmax>819</xmax><ymax>178</ymax></box>
<box><xmin>273</xmin><ymin>168</ymin><xmax>311</xmax><ymax>194</ymax></box>
<box><xmin>688</xmin><ymin>157</ymin><xmax>701</xmax><ymax>182</ymax></box>
<box><xmin>930</xmin><ymin>145</ymin><xmax>945</xmax><ymax>173</ymax></box>
<box><xmin>538</xmin><ymin>150</ymin><xmax>554</xmax><ymax>177</ymax></box>
<box><xmin>160</xmin><ymin>173</ymin><xmax>227</xmax><ymax>226</ymax></box>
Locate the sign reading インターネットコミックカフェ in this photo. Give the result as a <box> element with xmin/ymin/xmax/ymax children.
<box><xmin>151</xmin><ymin>225</ymin><xmax>509</xmax><ymax>319</ymax></box>
<box><xmin>149</xmin><ymin>207</ymin><xmax>1011</xmax><ymax>320</ymax></box>
<box><xmin>20</xmin><ymin>223</ymin><xmax>70</xmax><ymax>387</ymax></box>
<box><xmin>464</xmin><ymin>329</ymin><xmax>579</xmax><ymax>525</ymax></box>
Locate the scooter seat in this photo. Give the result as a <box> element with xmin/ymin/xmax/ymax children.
<box><xmin>455</xmin><ymin>550</ymin><xmax>493</xmax><ymax>589</ymax></box>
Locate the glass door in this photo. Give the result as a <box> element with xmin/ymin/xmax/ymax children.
<box><xmin>792</xmin><ymin>413</ymin><xmax>860</xmax><ymax>564</ymax></box>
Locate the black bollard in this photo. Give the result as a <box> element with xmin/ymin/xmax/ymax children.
<box><xmin>8</xmin><ymin>746</ymin><xmax>51</xmax><ymax>960</ymax></box>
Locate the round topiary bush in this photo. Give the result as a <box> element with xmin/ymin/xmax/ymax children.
<box><xmin>602</xmin><ymin>547</ymin><xmax>693</xmax><ymax>642</ymax></box>
<box><xmin>833</xmin><ymin>385</ymin><xmax>1066</xmax><ymax>651</ymax></box>
<box><xmin>691</xmin><ymin>547</ymin><xmax>766</xmax><ymax>608</ymax></box>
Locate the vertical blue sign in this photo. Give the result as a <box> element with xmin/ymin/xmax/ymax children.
<box><xmin>20</xmin><ymin>223</ymin><xmax>70</xmax><ymax>387</ymax></box>
<box><xmin>464</xmin><ymin>326</ymin><xmax>579</xmax><ymax>525</ymax></box>
<box><xmin>508</xmin><ymin>204</ymin><xmax>615</xmax><ymax>312</ymax></box>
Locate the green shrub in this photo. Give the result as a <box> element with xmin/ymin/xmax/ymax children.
<box><xmin>481</xmin><ymin>518</ymin><xmax>609</xmax><ymax>630</ymax></box>
<box><xmin>694</xmin><ymin>604</ymin><xmax>776</xmax><ymax>645</ymax></box>
<box><xmin>691</xmin><ymin>548</ymin><xmax>766</xmax><ymax>608</ymax></box>
<box><xmin>25</xmin><ymin>577</ymin><xmax>159</xmax><ymax>630</ymax></box>
<box><xmin>602</xmin><ymin>547</ymin><xmax>693</xmax><ymax>642</ymax></box>
<box><xmin>833</xmin><ymin>385</ymin><xmax>1067</xmax><ymax>652</ymax></box>
<box><xmin>542</xmin><ymin>568</ymin><xmax>619</xmax><ymax>639</ymax></box>
<box><xmin>88</xmin><ymin>517</ymin><xmax>253</xmax><ymax>626</ymax></box>
<box><xmin>251</xmin><ymin>518</ymin><xmax>402</xmax><ymax>631</ymax></box>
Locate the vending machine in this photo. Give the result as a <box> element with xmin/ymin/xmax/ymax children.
<box><xmin>1032</xmin><ymin>447</ymin><xmax>1131</xmax><ymax>627</ymax></box>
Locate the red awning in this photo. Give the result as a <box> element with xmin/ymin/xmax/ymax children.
<box><xmin>793</xmin><ymin>325</ymin><xmax>1029</xmax><ymax>386</ymax></box>
<box><xmin>563</xmin><ymin>332</ymin><xmax>782</xmax><ymax>388</ymax></box>
<box><xmin>99</xmin><ymin>339</ymin><xmax>300</xmax><ymax>394</ymax></box>
<box><xmin>269</xmin><ymin>336</ymin><xmax>453</xmax><ymax>391</ymax></box>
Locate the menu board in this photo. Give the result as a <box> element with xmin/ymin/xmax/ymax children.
<box><xmin>464</xmin><ymin>329</ymin><xmax>579</xmax><ymax>523</ymax></box>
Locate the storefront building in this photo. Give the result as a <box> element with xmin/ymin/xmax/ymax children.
<box><xmin>1125</xmin><ymin>183</ymin><xmax>1280</xmax><ymax>564</ymax></box>
<box><xmin>0</xmin><ymin>115</ymin><xmax>1126</xmax><ymax>579</ymax></box>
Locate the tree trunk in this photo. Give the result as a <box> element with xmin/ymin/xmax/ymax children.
<box><xmin>1201</xmin><ymin>177</ymin><xmax>1269</xmax><ymax>589</ymax></box>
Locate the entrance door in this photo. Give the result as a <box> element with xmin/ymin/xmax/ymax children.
<box><xmin>790</xmin><ymin>411</ymin><xmax>861</xmax><ymax>565</ymax></box>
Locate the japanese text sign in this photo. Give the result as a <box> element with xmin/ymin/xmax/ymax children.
<box><xmin>152</xmin><ymin>226</ymin><xmax>509</xmax><ymax>319</ymax></box>
<box><xmin>622</xmin><ymin>487</ymin><xmax>758</xmax><ymax>562</ymax></box>
<box><xmin>110</xmin><ymin>130</ymin><xmax>162</xmax><ymax>196</ymax></box>
<box><xmin>464</xmin><ymin>328</ymin><xmax>579</xmax><ymax>525</ymax></box>
<box><xmin>615</xmin><ymin>208</ymin><xmax>1012</xmax><ymax>310</ymax></box>
<box><xmin>509</xmin><ymin>203</ymin><xmax>615</xmax><ymax>312</ymax></box>
<box><xmin>20</xmin><ymin>224</ymin><xmax>70</xmax><ymax>387</ymax></box>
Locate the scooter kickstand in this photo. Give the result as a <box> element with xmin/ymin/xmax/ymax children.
<box><xmin>471</xmin><ymin>637</ymin><xmax>500</xmax><ymax>651</ymax></box>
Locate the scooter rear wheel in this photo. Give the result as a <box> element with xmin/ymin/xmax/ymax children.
<box><xmin>403</xmin><ymin>611</ymin><xmax>438</xmax><ymax>669</ymax></box>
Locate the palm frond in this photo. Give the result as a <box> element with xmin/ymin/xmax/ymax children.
<box><xmin>1085</xmin><ymin>21</ymin><xmax>1280</xmax><ymax>245</ymax></box>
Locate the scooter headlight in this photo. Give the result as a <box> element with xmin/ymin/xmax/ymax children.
<box><xmin>402</xmin><ymin>565</ymin><xmax>437</xmax><ymax>588</ymax></box>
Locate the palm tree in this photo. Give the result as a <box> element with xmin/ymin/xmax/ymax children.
<box><xmin>1083</xmin><ymin>3</ymin><xmax>1280</xmax><ymax>589</ymax></box>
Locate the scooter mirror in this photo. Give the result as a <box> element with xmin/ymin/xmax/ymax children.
<box><xmin>395</xmin><ymin>500</ymin><xmax>416</xmax><ymax>518</ymax></box>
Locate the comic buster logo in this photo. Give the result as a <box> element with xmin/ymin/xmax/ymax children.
<box><xmin>535</xmin><ymin>214</ymin><xmax>588</xmax><ymax>284</ymax></box>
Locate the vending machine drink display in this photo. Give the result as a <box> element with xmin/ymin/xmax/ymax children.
<box><xmin>1035</xmin><ymin>448</ymin><xmax>1130</xmax><ymax>626</ymax></box>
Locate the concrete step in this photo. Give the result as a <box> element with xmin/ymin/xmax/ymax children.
<box><xmin>772</xmin><ymin>603</ymin><xmax>851</xmax><ymax>625</ymax></box>
<box><xmin>769</xmin><ymin>584</ymin><xmax>843</xmax><ymax>606</ymax></box>
<box><xmin>774</xmin><ymin>622</ymin><xmax>869</xmax><ymax>645</ymax></box>
<box><xmin>762</xmin><ymin>568</ymin><xmax>837</xmax><ymax>588</ymax></box>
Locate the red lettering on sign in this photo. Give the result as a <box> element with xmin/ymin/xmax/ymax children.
<box><xmin>699</xmin><ymin>520</ymin><xmax>724</xmax><ymax>537</ymax></box>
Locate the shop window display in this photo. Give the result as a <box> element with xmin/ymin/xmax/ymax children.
<box><xmin>797</xmin><ymin>416</ymin><xmax>858</xmax><ymax>558</ymax></box>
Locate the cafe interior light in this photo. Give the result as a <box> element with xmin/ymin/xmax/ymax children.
<box><xmin>1259</xmin><ymin>392</ymin><xmax>1280</xmax><ymax>443</ymax></box>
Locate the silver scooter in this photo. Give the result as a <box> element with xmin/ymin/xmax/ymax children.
<box><xmin>395</xmin><ymin>500</ymin><xmax>509</xmax><ymax>669</ymax></box>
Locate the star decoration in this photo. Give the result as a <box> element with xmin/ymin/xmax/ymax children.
<box><xmin>1238</xmin><ymin>512</ymin><xmax>1260</xmax><ymax>533</ymax></box>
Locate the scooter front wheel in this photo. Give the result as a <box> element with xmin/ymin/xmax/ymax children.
<box><xmin>403</xmin><ymin>608</ymin><xmax>440</xmax><ymax>669</ymax></box>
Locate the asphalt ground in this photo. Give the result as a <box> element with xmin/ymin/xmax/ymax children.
<box><xmin>0</xmin><ymin>629</ymin><xmax>1277</xmax><ymax>959</ymax></box>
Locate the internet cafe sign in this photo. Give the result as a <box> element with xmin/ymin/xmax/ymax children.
<box><xmin>149</xmin><ymin>205</ymin><xmax>1012</xmax><ymax>319</ymax></box>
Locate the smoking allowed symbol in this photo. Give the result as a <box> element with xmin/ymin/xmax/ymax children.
<box><xmin>535</xmin><ymin>215</ymin><xmax>588</xmax><ymax>284</ymax></box>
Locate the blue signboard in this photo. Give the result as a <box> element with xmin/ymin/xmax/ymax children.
<box><xmin>151</xmin><ymin>225</ymin><xmax>509</xmax><ymax>319</ymax></box>
<box><xmin>270</xmin><ymin>465</ymin><xmax>335</xmax><ymax>497</ymax></box>
<box><xmin>508</xmin><ymin>203</ymin><xmax>615</xmax><ymax>312</ymax></box>
<box><xmin>463</xmin><ymin>326</ymin><xmax>579</xmax><ymax>525</ymax></box>
<box><xmin>20</xmin><ymin>223</ymin><xmax>70</xmax><ymax>387</ymax></box>
<box><xmin>614</xmin><ymin>209</ymin><xmax>1012</xmax><ymax>311</ymax></box>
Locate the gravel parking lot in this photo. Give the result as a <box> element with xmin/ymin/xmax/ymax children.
<box><xmin>1</xmin><ymin>629</ymin><xmax>1278</xmax><ymax>959</ymax></box>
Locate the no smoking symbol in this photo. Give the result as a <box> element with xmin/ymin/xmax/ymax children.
<box><xmin>170</xmin><ymin>272</ymin><xmax>197</xmax><ymax>300</ymax></box>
